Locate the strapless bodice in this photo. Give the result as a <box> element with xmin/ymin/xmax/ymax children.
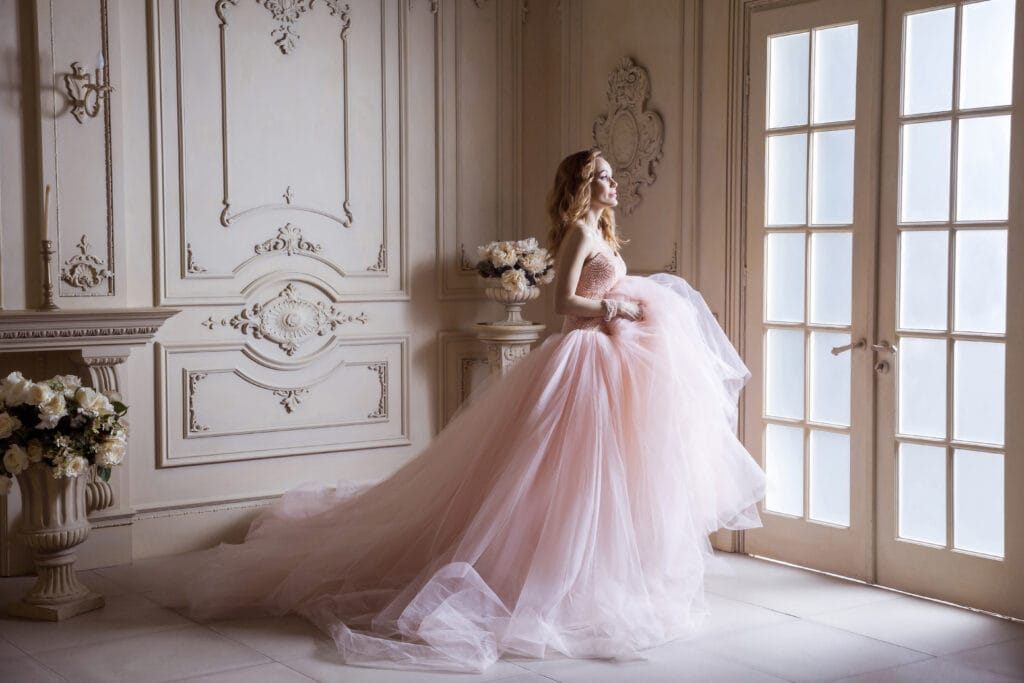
<box><xmin>562</xmin><ymin>251</ymin><xmax>627</xmax><ymax>332</ymax></box>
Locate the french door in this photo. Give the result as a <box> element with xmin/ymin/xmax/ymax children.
<box><xmin>744</xmin><ymin>0</ymin><xmax>1024</xmax><ymax>618</ymax></box>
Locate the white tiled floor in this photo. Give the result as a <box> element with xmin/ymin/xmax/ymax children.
<box><xmin>1</xmin><ymin>553</ymin><xmax>1021</xmax><ymax>683</ymax></box>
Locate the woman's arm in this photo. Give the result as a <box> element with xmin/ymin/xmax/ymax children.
<box><xmin>553</xmin><ymin>224</ymin><xmax>644</xmax><ymax>321</ymax></box>
<box><xmin>553</xmin><ymin>225</ymin><xmax>607</xmax><ymax>318</ymax></box>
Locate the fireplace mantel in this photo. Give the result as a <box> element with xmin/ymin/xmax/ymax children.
<box><xmin>0</xmin><ymin>308</ymin><xmax>179</xmax><ymax>351</ymax></box>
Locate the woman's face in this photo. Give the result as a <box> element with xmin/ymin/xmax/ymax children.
<box><xmin>589</xmin><ymin>157</ymin><xmax>618</xmax><ymax>209</ymax></box>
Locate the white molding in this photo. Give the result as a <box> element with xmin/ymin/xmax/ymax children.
<box><xmin>435</xmin><ymin>0</ymin><xmax>523</xmax><ymax>299</ymax></box>
<box><xmin>151</xmin><ymin>0</ymin><xmax>409</xmax><ymax>304</ymax></box>
<box><xmin>155</xmin><ymin>334</ymin><xmax>411</xmax><ymax>467</ymax></box>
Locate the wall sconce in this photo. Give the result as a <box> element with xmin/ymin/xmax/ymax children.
<box><xmin>64</xmin><ymin>53</ymin><xmax>113</xmax><ymax>124</ymax></box>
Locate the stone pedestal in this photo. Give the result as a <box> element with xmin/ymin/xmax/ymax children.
<box><xmin>7</xmin><ymin>464</ymin><xmax>104</xmax><ymax>621</ymax></box>
<box><xmin>473</xmin><ymin>322</ymin><xmax>546</xmax><ymax>377</ymax></box>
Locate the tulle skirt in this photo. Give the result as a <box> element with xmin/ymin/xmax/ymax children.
<box><xmin>164</xmin><ymin>273</ymin><xmax>767</xmax><ymax>673</ymax></box>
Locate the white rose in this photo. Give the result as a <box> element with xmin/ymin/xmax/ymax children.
<box><xmin>490</xmin><ymin>243</ymin><xmax>518</xmax><ymax>268</ymax></box>
<box><xmin>518</xmin><ymin>252</ymin><xmax>548</xmax><ymax>274</ymax></box>
<box><xmin>37</xmin><ymin>389</ymin><xmax>66</xmax><ymax>421</ymax></box>
<box><xmin>1</xmin><ymin>375</ymin><xmax>32</xmax><ymax>407</ymax></box>
<box><xmin>514</xmin><ymin>237</ymin><xmax>539</xmax><ymax>252</ymax></box>
<box><xmin>66</xmin><ymin>456</ymin><xmax>88</xmax><ymax>478</ymax></box>
<box><xmin>501</xmin><ymin>268</ymin><xmax>529</xmax><ymax>293</ymax></box>
<box><xmin>52</xmin><ymin>375</ymin><xmax>82</xmax><ymax>397</ymax></box>
<box><xmin>3</xmin><ymin>445</ymin><xmax>30</xmax><ymax>476</ymax></box>
<box><xmin>0</xmin><ymin>412</ymin><xmax>21</xmax><ymax>440</ymax></box>
<box><xmin>75</xmin><ymin>387</ymin><xmax>113</xmax><ymax>417</ymax></box>
<box><xmin>0</xmin><ymin>476</ymin><xmax>11</xmax><ymax>495</ymax></box>
<box><xmin>95</xmin><ymin>439</ymin><xmax>126</xmax><ymax>467</ymax></box>
<box><xmin>26</xmin><ymin>382</ymin><xmax>55</xmax><ymax>407</ymax></box>
<box><xmin>26</xmin><ymin>442</ymin><xmax>45</xmax><ymax>463</ymax></box>
<box><xmin>537</xmin><ymin>268</ymin><xmax>556</xmax><ymax>285</ymax></box>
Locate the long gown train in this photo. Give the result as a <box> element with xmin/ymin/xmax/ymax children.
<box><xmin>167</xmin><ymin>253</ymin><xmax>767</xmax><ymax>673</ymax></box>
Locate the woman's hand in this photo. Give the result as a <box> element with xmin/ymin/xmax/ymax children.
<box><xmin>613</xmin><ymin>300</ymin><xmax>644</xmax><ymax>321</ymax></box>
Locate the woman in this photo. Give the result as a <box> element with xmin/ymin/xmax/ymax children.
<box><xmin>170</xmin><ymin>149</ymin><xmax>766</xmax><ymax>673</ymax></box>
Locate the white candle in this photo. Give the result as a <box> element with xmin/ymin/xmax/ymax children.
<box><xmin>42</xmin><ymin>184</ymin><xmax>50</xmax><ymax>243</ymax></box>
<box><xmin>96</xmin><ymin>50</ymin><xmax>105</xmax><ymax>71</ymax></box>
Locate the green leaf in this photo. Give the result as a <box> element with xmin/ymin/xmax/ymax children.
<box><xmin>112</xmin><ymin>401</ymin><xmax>128</xmax><ymax>415</ymax></box>
<box><xmin>97</xmin><ymin>467</ymin><xmax>111</xmax><ymax>482</ymax></box>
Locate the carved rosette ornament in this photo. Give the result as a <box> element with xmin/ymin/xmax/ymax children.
<box><xmin>60</xmin><ymin>235</ymin><xmax>113</xmax><ymax>291</ymax></box>
<box><xmin>593</xmin><ymin>57</ymin><xmax>664</xmax><ymax>215</ymax></box>
<box><xmin>202</xmin><ymin>283</ymin><xmax>367</xmax><ymax>355</ymax></box>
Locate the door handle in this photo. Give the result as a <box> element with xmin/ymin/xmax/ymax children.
<box><xmin>831</xmin><ymin>338</ymin><xmax>866</xmax><ymax>355</ymax></box>
<box><xmin>872</xmin><ymin>341</ymin><xmax>898</xmax><ymax>354</ymax></box>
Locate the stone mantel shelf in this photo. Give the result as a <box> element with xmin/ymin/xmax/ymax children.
<box><xmin>0</xmin><ymin>308</ymin><xmax>180</xmax><ymax>351</ymax></box>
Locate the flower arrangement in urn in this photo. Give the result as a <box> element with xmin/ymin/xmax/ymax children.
<box><xmin>476</xmin><ymin>238</ymin><xmax>555</xmax><ymax>325</ymax></box>
<box><xmin>0</xmin><ymin>372</ymin><xmax>127</xmax><ymax>491</ymax></box>
<box><xmin>0</xmin><ymin>371</ymin><xmax>128</xmax><ymax>620</ymax></box>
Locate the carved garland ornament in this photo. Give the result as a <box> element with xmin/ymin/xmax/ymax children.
<box><xmin>60</xmin><ymin>235</ymin><xmax>114</xmax><ymax>291</ymax></box>
<box><xmin>593</xmin><ymin>57</ymin><xmax>664</xmax><ymax>216</ymax></box>
<box><xmin>202</xmin><ymin>283</ymin><xmax>367</xmax><ymax>356</ymax></box>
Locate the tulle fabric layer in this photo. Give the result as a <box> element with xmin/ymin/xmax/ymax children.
<box><xmin>162</xmin><ymin>274</ymin><xmax>766</xmax><ymax>673</ymax></box>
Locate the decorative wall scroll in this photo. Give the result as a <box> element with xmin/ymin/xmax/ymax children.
<box><xmin>60</xmin><ymin>236</ymin><xmax>114</xmax><ymax>291</ymax></box>
<box><xmin>201</xmin><ymin>283</ymin><xmax>368</xmax><ymax>355</ymax></box>
<box><xmin>185</xmin><ymin>243</ymin><xmax>206</xmax><ymax>273</ymax></box>
<box><xmin>187</xmin><ymin>372</ymin><xmax>210</xmax><ymax>433</ymax></box>
<box><xmin>367</xmin><ymin>362</ymin><xmax>388</xmax><ymax>419</ymax></box>
<box><xmin>593</xmin><ymin>57</ymin><xmax>664</xmax><ymax>215</ymax></box>
<box><xmin>214</xmin><ymin>1</ymin><xmax>354</xmax><ymax>228</ymax></box>
<box><xmin>215</xmin><ymin>0</ymin><xmax>351</xmax><ymax>55</ymax></box>
<box><xmin>664</xmin><ymin>241</ymin><xmax>678</xmax><ymax>273</ymax></box>
<box><xmin>254</xmin><ymin>224</ymin><xmax>322</xmax><ymax>256</ymax></box>
<box><xmin>273</xmin><ymin>388</ymin><xmax>309</xmax><ymax>413</ymax></box>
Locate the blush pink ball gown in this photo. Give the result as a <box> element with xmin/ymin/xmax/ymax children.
<box><xmin>172</xmin><ymin>251</ymin><xmax>767</xmax><ymax>673</ymax></box>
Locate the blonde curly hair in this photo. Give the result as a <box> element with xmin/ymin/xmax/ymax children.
<box><xmin>546</xmin><ymin>149</ymin><xmax>626</xmax><ymax>259</ymax></box>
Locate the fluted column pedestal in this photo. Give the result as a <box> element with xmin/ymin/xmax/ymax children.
<box><xmin>7</xmin><ymin>464</ymin><xmax>104</xmax><ymax>621</ymax></box>
<box><xmin>473</xmin><ymin>322</ymin><xmax>546</xmax><ymax>377</ymax></box>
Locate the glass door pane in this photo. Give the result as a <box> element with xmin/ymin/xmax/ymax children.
<box><xmin>876</xmin><ymin>0</ymin><xmax>1022</xmax><ymax>618</ymax></box>
<box><xmin>745</xmin><ymin>0</ymin><xmax>881</xmax><ymax>580</ymax></box>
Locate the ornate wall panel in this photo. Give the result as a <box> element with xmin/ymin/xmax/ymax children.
<box><xmin>559</xmin><ymin>0</ymin><xmax>698</xmax><ymax>279</ymax></box>
<box><xmin>37</xmin><ymin>0</ymin><xmax>125</xmax><ymax>303</ymax></box>
<box><xmin>436</xmin><ymin>330</ymin><xmax>488</xmax><ymax>426</ymax></box>
<box><xmin>156</xmin><ymin>334</ymin><xmax>409</xmax><ymax>467</ymax></box>
<box><xmin>436</xmin><ymin>0</ymin><xmax>522</xmax><ymax>298</ymax></box>
<box><xmin>152</xmin><ymin>0</ymin><xmax>407</xmax><ymax>304</ymax></box>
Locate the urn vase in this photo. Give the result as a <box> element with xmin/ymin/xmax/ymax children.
<box><xmin>8</xmin><ymin>463</ymin><xmax>104</xmax><ymax>620</ymax></box>
<box><xmin>483</xmin><ymin>282</ymin><xmax>541</xmax><ymax>325</ymax></box>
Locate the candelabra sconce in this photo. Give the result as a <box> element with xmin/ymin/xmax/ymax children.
<box><xmin>64</xmin><ymin>59</ymin><xmax>113</xmax><ymax>124</ymax></box>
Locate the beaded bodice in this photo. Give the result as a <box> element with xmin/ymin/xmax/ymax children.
<box><xmin>562</xmin><ymin>251</ymin><xmax>627</xmax><ymax>332</ymax></box>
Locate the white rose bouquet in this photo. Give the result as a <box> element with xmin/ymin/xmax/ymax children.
<box><xmin>476</xmin><ymin>237</ymin><xmax>555</xmax><ymax>294</ymax></box>
<box><xmin>0</xmin><ymin>372</ymin><xmax>128</xmax><ymax>494</ymax></box>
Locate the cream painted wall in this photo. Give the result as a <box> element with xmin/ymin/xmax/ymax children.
<box><xmin>1</xmin><ymin>0</ymin><xmax>740</xmax><ymax>568</ymax></box>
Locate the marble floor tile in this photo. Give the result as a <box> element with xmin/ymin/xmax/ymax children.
<box><xmin>33</xmin><ymin>625</ymin><xmax>269</xmax><ymax>683</ymax></box>
<box><xmin>208</xmin><ymin>614</ymin><xmax>331</xmax><ymax>660</ymax></box>
<box><xmin>808</xmin><ymin>594</ymin><xmax>1024</xmax><ymax>656</ymax></box>
<box><xmin>944</xmin><ymin>637</ymin><xmax>1024</xmax><ymax>681</ymax></box>
<box><xmin>832</xmin><ymin>655</ymin><xmax>1023</xmax><ymax>683</ymax></box>
<box><xmin>692</xmin><ymin>618</ymin><xmax>930</xmax><ymax>682</ymax></box>
<box><xmin>0</xmin><ymin>592</ymin><xmax>192</xmax><ymax>653</ymax></box>
<box><xmin>171</xmin><ymin>661</ymin><xmax>318</xmax><ymax>683</ymax></box>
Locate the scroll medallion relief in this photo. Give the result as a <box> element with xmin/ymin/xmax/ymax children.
<box><xmin>593</xmin><ymin>57</ymin><xmax>664</xmax><ymax>216</ymax></box>
<box><xmin>201</xmin><ymin>282</ymin><xmax>368</xmax><ymax>356</ymax></box>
